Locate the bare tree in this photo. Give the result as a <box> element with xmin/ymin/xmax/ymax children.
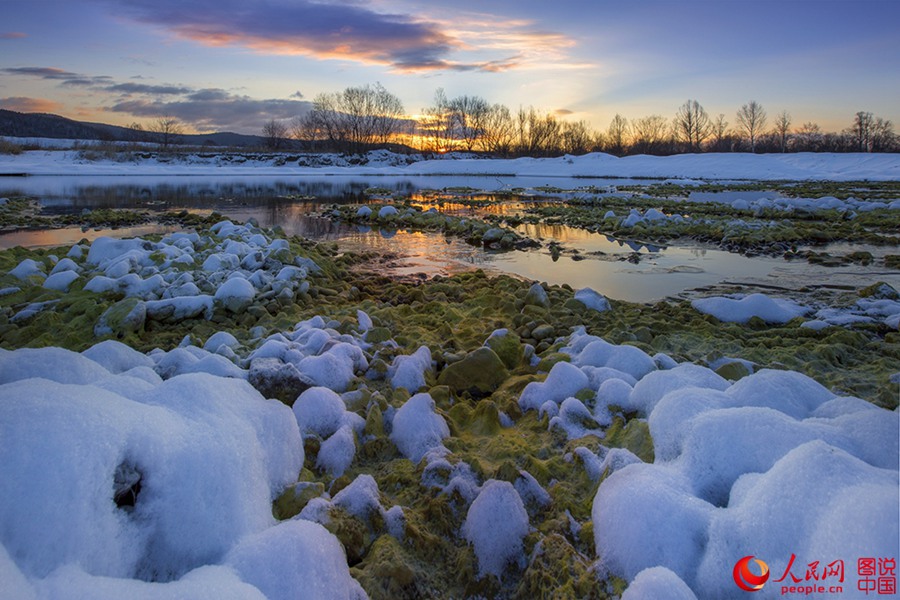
<box><xmin>846</xmin><ymin>111</ymin><xmax>875</xmax><ymax>152</ymax></box>
<box><xmin>773</xmin><ymin>111</ymin><xmax>792</xmax><ymax>152</ymax></box>
<box><xmin>299</xmin><ymin>83</ymin><xmax>405</xmax><ymax>152</ymax></box>
<box><xmin>148</xmin><ymin>116</ymin><xmax>184</xmax><ymax>149</ymax></box>
<box><xmin>419</xmin><ymin>88</ymin><xmax>455</xmax><ymax>153</ymax></box>
<box><xmin>370</xmin><ymin>83</ymin><xmax>405</xmax><ymax>145</ymax></box>
<box><xmin>709</xmin><ymin>113</ymin><xmax>731</xmax><ymax>151</ymax></box>
<box><xmin>261</xmin><ymin>119</ymin><xmax>289</xmax><ymax>150</ymax></box>
<box><xmin>630</xmin><ymin>115</ymin><xmax>669</xmax><ymax>155</ymax></box>
<box><xmin>606</xmin><ymin>114</ymin><xmax>629</xmax><ymax>155</ymax></box>
<box><xmin>446</xmin><ymin>95</ymin><xmax>491</xmax><ymax>152</ymax></box>
<box><xmin>736</xmin><ymin>101</ymin><xmax>767</xmax><ymax>152</ymax></box>
<box><xmin>478</xmin><ymin>103</ymin><xmax>513</xmax><ymax>155</ymax></box>
<box><xmin>561</xmin><ymin>120</ymin><xmax>594</xmax><ymax>155</ymax></box>
<box><xmin>795</xmin><ymin>122</ymin><xmax>823</xmax><ymax>152</ymax></box>
<box><xmin>513</xmin><ymin>107</ymin><xmax>562</xmax><ymax>156</ymax></box>
<box><xmin>871</xmin><ymin>117</ymin><xmax>896</xmax><ymax>152</ymax></box>
<box><xmin>674</xmin><ymin>99</ymin><xmax>711</xmax><ymax>152</ymax></box>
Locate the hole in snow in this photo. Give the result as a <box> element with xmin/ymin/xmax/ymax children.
<box><xmin>114</xmin><ymin>462</ymin><xmax>142</xmax><ymax>510</ymax></box>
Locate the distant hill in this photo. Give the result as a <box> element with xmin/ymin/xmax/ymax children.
<box><xmin>0</xmin><ymin>109</ymin><xmax>268</xmax><ymax>147</ymax></box>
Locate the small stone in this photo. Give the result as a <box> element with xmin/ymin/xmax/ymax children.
<box><xmin>524</xmin><ymin>283</ymin><xmax>550</xmax><ymax>308</ymax></box>
<box><xmin>531</xmin><ymin>324</ymin><xmax>556</xmax><ymax>341</ymax></box>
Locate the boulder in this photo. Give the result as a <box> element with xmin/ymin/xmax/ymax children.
<box><xmin>438</xmin><ymin>347</ymin><xmax>509</xmax><ymax>397</ymax></box>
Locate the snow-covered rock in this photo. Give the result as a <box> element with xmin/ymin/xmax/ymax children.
<box><xmin>390</xmin><ymin>393</ymin><xmax>449</xmax><ymax>463</ymax></box>
<box><xmin>692</xmin><ymin>293</ymin><xmax>810</xmax><ymax>324</ymax></box>
<box><xmin>462</xmin><ymin>480</ymin><xmax>530</xmax><ymax>578</ymax></box>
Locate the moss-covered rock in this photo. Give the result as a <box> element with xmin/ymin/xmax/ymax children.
<box><xmin>94</xmin><ymin>298</ymin><xmax>146</xmax><ymax>338</ymax></box>
<box><xmin>437</xmin><ymin>347</ymin><xmax>509</xmax><ymax>397</ymax></box>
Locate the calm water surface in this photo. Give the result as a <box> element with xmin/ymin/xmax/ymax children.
<box><xmin>1</xmin><ymin>176</ymin><xmax>892</xmax><ymax>303</ymax></box>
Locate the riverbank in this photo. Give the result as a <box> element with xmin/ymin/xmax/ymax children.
<box><xmin>2</xmin><ymin>147</ymin><xmax>899</xmax><ymax>180</ymax></box>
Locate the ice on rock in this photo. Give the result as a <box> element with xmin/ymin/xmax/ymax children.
<box><xmin>628</xmin><ymin>363</ymin><xmax>730</xmax><ymax>416</ymax></box>
<box><xmin>810</xmin><ymin>395</ymin><xmax>882</xmax><ymax>419</ymax></box>
<box><xmin>9</xmin><ymin>258</ymin><xmax>45</xmax><ymax>280</ymax></box>
<box><xmin>204</xmin><ymin>331</ymin><xmax>241</xmax><ymax>354</ymax></box>
<box><xmin>513</xmin><ymin>470</ymin><xmax>551</xmax><ymax>514</ymax></box>
<box><xmin>145</xmin><ymin>296</ymin><xmax>214</xmax><ymax>323</ymax></box>
<box><xmin>462</xmin><ymin>480</ymin><xmax>530</xmax><ymax>578</ymax></box>
<box><xmin>35</xmin><ymin>564</ymin><xmax>267</xmax><ymax>600</ymax></box>
<box><xmin>594</xmin><ymin>378</ymin><xmax>635</xmax><ymax>425</ymax></box>
<box><xmin>377</xmin><ymin>205</ymin><xmax>398</xmax><ymax>218</ymax></box>
<box><xmin>622</xmin><ymin>567</ymin><xmax>698</xmax><ymax>600</ymax></box>
<box><xmin>593</xmin><ymin>463</ymin><xmax>713</xmax><ymax>587</ymax></box>
<box><xmin>518</xmin><ymin>361</ymin><xmax>590</xmax><ymax>412</ymax></box>
<box><xmin>356</xmin><ymin>309</ymin><xmax>373</xmax><ymax>332</ymax></box>
<box><xmin>180</xmin><ymin>353</ymin><xmax>247</xmax><ymax>379</ymax></box>
<box><xmin>695</xmin><ymin>441</ymin><xmax>899</xmax><ymax>599</ymax></box>
<box><xmin>225</xmin><ymin>520</ymin><xmax>367</xmax><ymax>600</ymax></box>
<box><xmin>86</xmin><ymin>237</ymin><xmax>154</xmax><ymax>267</ymax></box>
<box><xmin>317</xmin><ymin>425</ymin><xmax>356</xmax><ymax>477</ymax></box>
<box><xmin>691</xmin><ymin>293</ymin><xmax>810</xmax><ymax>324</ymax></box>
<box><xmin>387</xmin><ymin>345</ymin><xmax>432</xmax><ymax>392</ymax></box>
<box><xmin>0</xmin><ymin>371</ymin><xmax>303</xmax><ymax>583</ymax></box>
<box><xmin>723</xmin><ymin>368</ymin><xmax>835</xmax><ymax>419</ymax></box>
<box><xmin>582</xmin><ymin>365</ymin><xmax>637</xmax><ymax>389</ymax></box>
<box><xmin>49</xmin><ymin>257</ymin><xmax>80</xmax><ymax>275</ymax></box>
<box><xmin>648</xmin><ymin>387</ymin><xmax>730</xmax><ymax>462</ymax></box>
<box><xmin>0</xmin><ymin>346</ymin><xmax>113</xmax><ymax>385</ymax></box>
<box><xmin>331</xmin><ymin>474</ymin><xmax>383</xmax><ymax>522</ymax></box>
<box><xmin>390</xmin><ymin>392</ymin><xmax>449</xmax><ymax>463</ymax></box>
<box><xmin>275</xmin><ymin>265</ymin><xmax>306</xmax><ymax>282</ymax></box>
<box><xmin>296</xmin><ymin>351</ymin><xmax>355</xmax><ymax>393</ymax></box>
<box><xmin>675</xmin><ymin>406</ymin><xmax>835</xmax><ymax>505</ymax></box>
<box><xmin>293</xmin><ymin>387</ymin><xmax>347</xmax><ymax>438</ymax></box>
<box><xmin>0</xmin><ymin>542</ymin><xmax>39</xmax><ymax>600</ymax></box>
<box><xmin>573</xmin><ymin>287</ymin><xmax>611</xmax><ymax>312</ymax></box>
<box><xmin>42</xmin><ymin>270</ymin><xmax>80</xmax><ymax>291</ymax></box>
<box><xmin>201</xmin><ymin>253</ymin><xmax>240</xmax><ymax>272</ymax></box>
<box><xmin>570</xmin><ymin>339</ymin><xmax>656</xmax><ymax>380</ymax></box>
<box><xmin>356</xmin><ymin>206</ymin><xmax>372</xmax><ymax>218</ymax></box>
<box><xmin>550</xmin><ymin>397</ymin><xmax>603</xmax><ymax>440</ymax></box>
<box><xmin>82</xmin><ymin>339</ymin><xmax>156</xmax><ymax>373</ymax></box>
<box><xmin>214</xmin><ymin>277</ymin><xmax>255</xmax><ymax>313</ymax></box>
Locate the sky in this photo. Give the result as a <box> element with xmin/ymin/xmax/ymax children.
<box><xmin>1</xmin><ymin>0</ymin><xmax>898</xmax><ymax>135</ymax></box>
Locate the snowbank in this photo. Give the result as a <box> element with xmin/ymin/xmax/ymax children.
<box><xmin>2</xmin><ymin>150</ymin><xmax>899</xmax><ymax>181</ymax></box>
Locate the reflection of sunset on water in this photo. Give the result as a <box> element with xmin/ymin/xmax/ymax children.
<box><xmin>3</xmin><ymin>175</ymin><xmax>887</xmax><ymax>303</ymax></box>
<box><xmin>0</xmin><ymin>224</ymin><xmax>180</xmax><ymax>250</ymax></box>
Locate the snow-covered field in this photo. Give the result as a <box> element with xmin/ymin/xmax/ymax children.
<box><xmin>1</xmin><ymin>146</ymin><xmax>899</xmax><ymax>180</ymax></box>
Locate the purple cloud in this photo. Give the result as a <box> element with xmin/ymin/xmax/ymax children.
<box><xmin>108</xmin><ymin>0</ymin><xmax>513</xmax><ymax>72</ymax></box>
<box><xmin>107</xmin><ymin>82</ymin><xmax>193</xmax><ymax>95</ymax></box>
<box><xmin>108</xmin><ymin>91</ymin><xmax>311</xmax><ymax>132</ymax></box>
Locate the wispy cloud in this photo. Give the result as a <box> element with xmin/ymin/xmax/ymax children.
<box><xmin>107</xmin><ymin>82</ymin><xmax>193</xmax><ymax>95</ymax></box>
<box><xmin>1</xmin><ymin>32</ymin><xmax>27</xmax><ymax>40</ymax></box>
<box><xmin>103</xmin><ymin>0</ymin><xmax>576</xmax><ymax>73</ymax></box>
<box><xmin>4</xmin><ymin>65</ymin><xmax>309</xmax><ymax>131</ymax></box>
<box><xmin>2</xmin><ymin>67</ymin><xmax>113</xmax><ymax>87</ymax></box>
<box><xmin>0</xmin><ymin>96</ymin><xmax>65</xmax><ymax>113</ymax></box>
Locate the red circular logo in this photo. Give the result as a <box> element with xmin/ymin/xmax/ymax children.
<box><xmin>734</xmin><ymin>555</ymin><xmax>770</xmax><ymax>592</ymax></box>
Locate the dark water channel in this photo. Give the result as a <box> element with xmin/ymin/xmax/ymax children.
<box><xmin>0</xmin><ymin>176</ymin><xmax>888</xmax><ymax>303</ymax></box>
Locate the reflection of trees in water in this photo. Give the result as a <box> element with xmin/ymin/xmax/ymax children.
<box><xmin>28</xmin><ymin>179</ymin><xmax>423</xmax><ymax>213</ymax></box>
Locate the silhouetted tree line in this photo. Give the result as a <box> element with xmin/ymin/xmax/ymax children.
<box><xmin>269</xmin><ymin>86</ymin><xmax>898</xmax><ymax>156</ymax></box>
